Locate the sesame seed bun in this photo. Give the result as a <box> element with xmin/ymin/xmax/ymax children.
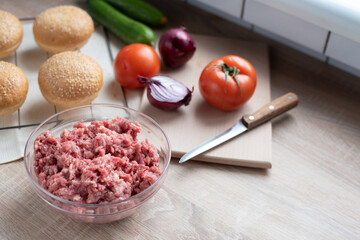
<box><xmin>0</xmin><ymin>61</ymin><xmax>28</xmax><ymax>117</ymax></box>
<box><xmin>38</xmin><ymin>51</ymin><xmax>103</xmax><ymax>108</ymax></box>
<box><xmin>33</xmin><ymin>6</ymin><xmax>94</xmax><ymax>53</ymax></box>
<box><xmin>0</xmin><ymin>10</ymin><xmax>23</xmax><ymax>59</ymax></box>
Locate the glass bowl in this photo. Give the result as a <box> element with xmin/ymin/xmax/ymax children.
<box><xmin>24</xmin><ymin>104</ymin><xmax>171</xmax><ymax>223</ymax></box>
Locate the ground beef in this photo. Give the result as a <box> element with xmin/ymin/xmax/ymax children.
<box><xmin>34</xmin><ymin>117</ymin><xmax>161</xmax><ymax>204</ymax></box>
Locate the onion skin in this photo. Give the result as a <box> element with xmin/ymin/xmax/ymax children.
<box><xmin>159</xmin><ymin>28</ymin><xmax>196</xmax><ymax>68</ymax></box>
<box><xmin>138</xmin><ymin>75</ymin><xmax>192</xmax><ymax>111</ymax></box>
<box><xmin>147</xmin><ymin>90</ymin><xmax>192</xmax><ymax>111</ymax></box>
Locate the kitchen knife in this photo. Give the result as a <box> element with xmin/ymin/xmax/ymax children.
<box><xmin>179</xmin><ymin>92</ymin><xmax>299</xmax><ymax>163</ymax></box>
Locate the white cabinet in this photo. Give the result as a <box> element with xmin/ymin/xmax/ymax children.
<box><xmin>326</xmin><ymin>33</ymin><xmax>360</xmax><ymax>71</ymax></box>
<box><xmin>188</xmin><ymin>0</ymin><xmax>251</xmax><ymax>29</ymax></box>
<box><xmin>243</xmin><ymin>0</ymin><xmax>328</xmax><ymax>54</ymax></box>
<box><xmin>187</xmin><ymin>0</ymin><xmax>360</xmax><ymax>77</ymax></box>
<box><xmin>191</xmin><ymin>0</ymin><xmax>243</xmax><ymax>18</ymax></box>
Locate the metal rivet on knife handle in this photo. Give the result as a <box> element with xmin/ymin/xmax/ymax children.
<box><xmin>242</xmin><ymin>92</ymin><xmax>299</xmax><ymax>129</ymax></box>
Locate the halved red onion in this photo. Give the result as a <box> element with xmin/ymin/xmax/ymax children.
<box><xmin>138</xmin><ymin>75</ymin><xmax>193</xmax><ymax>111</ymax></box>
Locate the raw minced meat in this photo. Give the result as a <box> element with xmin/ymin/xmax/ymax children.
<box><xmin>34</xmin><ymin>116</ymin><xmax>161</xmax><ymax>204</ymax></box>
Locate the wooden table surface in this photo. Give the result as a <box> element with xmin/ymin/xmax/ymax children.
<box><xmin>1</xmin><ymin>0</ymin><xmax>359</xmax><ymax>239</ymax></box>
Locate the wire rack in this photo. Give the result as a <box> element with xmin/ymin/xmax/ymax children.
<box><xmin>0</xmin><ymin>19</ymin><xmax>130</xmax><ymax>162</ymax></box>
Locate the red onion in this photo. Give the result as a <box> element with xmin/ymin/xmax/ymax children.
<box><xmin>137</xmin><ymin>75</ymin><xmax>193</xmax><ymax>111</ymax></box>
<box><xmin>158</xmin><ymin>28</ymin><xmax>196</xmax><ymax>68</ymax></box>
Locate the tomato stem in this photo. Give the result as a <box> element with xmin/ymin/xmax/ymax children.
<box><xmin>216</xmin><ymin>63</ymin><xmax>242</xmax><ymax>96</ymax></box>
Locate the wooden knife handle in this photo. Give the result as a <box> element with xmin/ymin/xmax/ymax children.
<box><xmin>242</xmin><ymin>92</ymin><xmax>299</xmax><ymax>129</ymax></box>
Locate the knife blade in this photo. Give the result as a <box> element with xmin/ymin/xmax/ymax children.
<box><xmin>179</xmin><ymin>92</ymin><xmax>299</xmax><ymax>163</ymax></box>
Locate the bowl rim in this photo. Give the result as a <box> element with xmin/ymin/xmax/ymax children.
<box><xmin>24</xmin><ymin>103</ymin><xmax>171</xmax><ymax>209</ymax></box>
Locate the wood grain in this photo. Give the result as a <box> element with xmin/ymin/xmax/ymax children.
<box><xmin>0</xmin><ymin>0</ymin><xmax>360</xmax><ymax>239</ymax></box>
<box><xmin>242</xmin><ymin>92</ymin><xmax>298</xmax><ymax>128</ymax></box>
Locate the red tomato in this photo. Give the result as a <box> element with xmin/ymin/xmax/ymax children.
<box><xmin>114</xmin><ymin>43</ymin><xmax>160</xmax><ymax>88</ymax></box>
<box><xmin>199</xmin><ymin>55</ymin><xmax>257</xmax><ymax>111</ymax></box>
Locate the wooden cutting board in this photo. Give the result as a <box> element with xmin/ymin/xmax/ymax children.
<box><xmin>139</xmin><ymin>34</ymin><xmax>272</xmax><ymax>168</ymax></box>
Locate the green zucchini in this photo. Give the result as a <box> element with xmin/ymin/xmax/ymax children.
<box><xmin>105</xmin><ymin>0</ymin><xmax>167</xmax><ymax>27</ymax></box>
<box><xmin>87</xmin><ymin>0</ymin><xmax>155</xmax><ymax>45</ymax></box>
